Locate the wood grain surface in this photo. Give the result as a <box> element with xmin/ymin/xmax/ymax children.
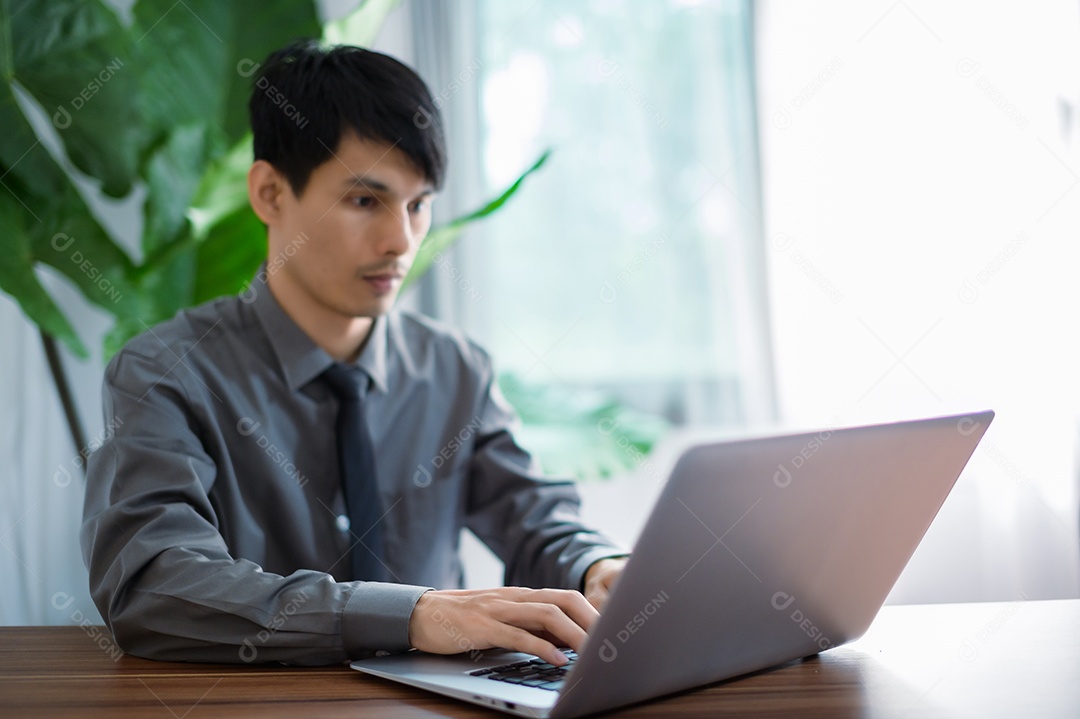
<box><xmin>2</xmin><ymin>600</ymin><xmax>1077</xmax><ymax>717</ymax></box>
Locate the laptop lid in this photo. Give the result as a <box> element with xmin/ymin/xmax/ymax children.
<box><xmin>548</xmin><ymin>410</ymin><xmax>993</xmax><ymax>718</ymax></box>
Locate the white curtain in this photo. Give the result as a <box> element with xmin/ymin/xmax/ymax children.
<box><xmin>0</xmin><ymin>289</ymin><xmax>108</xmax><ymax>625</ymax></box>
<box><xmin>756</xmin><ymin>0</ymin><xmax>1080</xmax><ymax>603</ymax></box>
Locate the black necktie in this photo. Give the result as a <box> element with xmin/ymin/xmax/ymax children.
<box><xmin>321</xmin><ymin>363</ymin><xmax>388</xmax><ymax>582</ymax></box>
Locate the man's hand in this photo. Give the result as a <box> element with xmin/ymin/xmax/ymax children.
<box><xmin>583</xmin><ymin>556</ymin><xmax>629</xmax><ymax>611</ymax></box>
<box><xmin>408</xmin><ymin>587</ymin><xmax>599</xmax><ymax>667</ymax></box>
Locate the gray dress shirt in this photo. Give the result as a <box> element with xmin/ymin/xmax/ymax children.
<box><xmin>81</xmin><ymin>272</ymin><xmax>626</xmax><ymax>665</ymax></box>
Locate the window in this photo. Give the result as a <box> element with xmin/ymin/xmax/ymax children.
<box><xmin>413</xmin><ymin>0</ymin><xmax>774</xmax><ymax>474</ymax></box>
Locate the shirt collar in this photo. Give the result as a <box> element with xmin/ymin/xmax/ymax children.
<box><xmin>248</xmin><ymin>268</ymin><xmax>390</xmax><ymax>394</ymax></box>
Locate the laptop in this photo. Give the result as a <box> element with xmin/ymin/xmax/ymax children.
<box><xmin>351</xmin><ymin>410</ymin><xmax>994</xmax><ymax>717</ymax></box>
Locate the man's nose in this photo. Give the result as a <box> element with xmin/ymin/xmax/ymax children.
<box><xmin>378</xmin><ymin>207</ymin><xmax>414</xmax><ymax>256</ymax></box>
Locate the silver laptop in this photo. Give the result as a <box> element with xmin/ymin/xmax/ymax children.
<box><xmin>351</xmin><ymin>410</ymin><xmax>994</xmax><ymax>717</ymax></box>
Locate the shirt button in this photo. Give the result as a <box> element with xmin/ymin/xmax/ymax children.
<box><xmin>336</xmin><ymin>515</ymin><xmax>351</xmax><ymax>532</ymax></box>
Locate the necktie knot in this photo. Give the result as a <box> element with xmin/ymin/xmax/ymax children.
<box><xmin>321</xmin><ymin>363</ymin><xmax>364</xmax><ymax>401</ymax></box>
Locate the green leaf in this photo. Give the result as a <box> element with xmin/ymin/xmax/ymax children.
<box><xmin>0</xmin><ymin>187</ymin><xmax>87</xmax><ymax>357</ymax></box>
<box><xmin>401</xmin><ymin>149</ymin><xmax>552</xmax><ymax>293</ymax></box>
<box><xmin>323</xmin><ymin>0</ymin><xmax>401</xmax><ymax>46</ymax></box>
<box><xmin>126</xmin><ymin>0</ymin><xmax>321</xmax><ymax>142</ymax></box>
<box><xmin>31</xmin><ymin>198</ymin><xmax>142</xmax><ymax>317</ymax></box>
<box><xmin>219</xmin><ymin>1</ymin><xmax>324</xmax><ymax>141</ymax></box>
<box><xmin>192</xmin><ymin>206</ymin><xmax>266</xmax><ymax>304</ymax></box>
<box><xmin>0</xmin><ymin>81</ymin><xmax>140</xmax><ymax>323</ymax></box>
<box><xmin>129</xmin><ymin>0</ymin><xmax>321</xmax><ymax>240</ymax></box>
<box><xmin>97</xmin><ymin>246</ymin><xmax>194</xmax><ymax>357</ymax></box>
<box><xmin>0</xmin><ymin>84</ymin><xmax>71</xmax><ymax>200</ymax></box>
<box><xmin>4</xmin><ymin>0</ymin><xmax>147</xmax><ymax>197</ymax></box>
<box><xmin>141</xmin><ymin>123</ymin><xmax>211</xmax><ymax>253</ymax></box>
<box><xmin>120</xmin><ymin>0</ymin><xmax>321</xmax><ymax>347</ymax></box>
<box><xmin>187</xmin><ymin>134</ymin><xmax>254</xmax><ymax>241</ymax></box>
<box><xmin>132</xmin><ymin>133</ymin><xmax>253</xmax><ymax>293</ymax></box>
<box><xmin>129</xmin><ymin>1</ymin><xmax>227</xmax><ymax>136</ymax></box>
<box><xmin>497</xmin><ymin>373</ymin><xmax>669</xmax><ymax>481</ymax></box>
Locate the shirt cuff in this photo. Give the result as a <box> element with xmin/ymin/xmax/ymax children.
<box><xmin>342</xmin><ymin>581</ymin><xmax>433</xmax><ymax>656</ymax></box>
<box><xmin>569</xmin><ymin>547</ymin><xmax>631</xmax><ymax>593</ymax></box>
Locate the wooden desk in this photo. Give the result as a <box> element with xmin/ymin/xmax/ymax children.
<box><xmin>2</xmin><ymin>599</ymin><xmax>1077</xmax><ymax>717</ymax></box>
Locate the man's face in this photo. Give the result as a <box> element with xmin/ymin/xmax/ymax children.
<box><xmin>266</xmin><ymin>131</ymin><xmax>434</xmax><ymax>320</ymax></box>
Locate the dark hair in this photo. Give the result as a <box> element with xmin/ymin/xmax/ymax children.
<box><xmin>249</xmin><ymin>40</ymin><xmax>446</xmax><ymax>195</ymax></box>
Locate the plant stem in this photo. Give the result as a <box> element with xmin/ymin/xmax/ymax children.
<box><xmin>40</xmin><ymin>329</ymin><xmax>88</xmax><ymax>471</ymax></box>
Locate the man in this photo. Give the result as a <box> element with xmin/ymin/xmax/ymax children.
<box><xmin>81</xmin><ymin>40</ymin><xmax>628</xmax><ymax>667</ymax></box>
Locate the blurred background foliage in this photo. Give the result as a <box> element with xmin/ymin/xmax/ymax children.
<box><xmin>0</xmin><ymin>0</ymin><xmax>665</xmax><ymax>480</ymax></box>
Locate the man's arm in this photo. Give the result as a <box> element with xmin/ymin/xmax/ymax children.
<box><xmin>82</xmin><ymin>349</ymin><xmax>430</xmax><ymax>665</ymax></box>
<box><xmin>462</xmin><ymin>370</ymin><xmax>630</xmax><ymax>592</ymax></box>
<box><xmin>406</xmin><ymin>356</ymin><xmax>630</xmax><ymax>665</ymax></box>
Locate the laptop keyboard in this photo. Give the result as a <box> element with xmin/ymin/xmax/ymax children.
<box><xmin>467</xmin><ymin>649</ymin><xmax>577</xmax><ymax>692</ymax></box>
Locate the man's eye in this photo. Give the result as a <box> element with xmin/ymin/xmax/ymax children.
<box><xmin>409</xmin><ymin>200</ymin><xmax>429</xmax><ymax>214</ymax></box>
<box><xmin>352</xmin><ymin>196</ymin><xmax>375</xmax><ymax>208</ymax></box>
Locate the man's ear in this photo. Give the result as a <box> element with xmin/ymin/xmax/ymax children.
<box><xmin>248</xmin><ymin>160</ymin><xmax>289</xmax><ymax>225</ymax></box>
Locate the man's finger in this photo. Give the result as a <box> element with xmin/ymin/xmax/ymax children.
<box><xmin>504</xmin><ymin>601</ymin><xmax>590</xmax><ymax>651</ymax></box>
<box><xmin>511</xmin><ymin>588</ymin><xmax>600</xmax><ymax>632</ymax></box>
<box><xmin>492</xmin><ymin>624</ymin><xmax>568</xmax><ymax>666</ymax></box>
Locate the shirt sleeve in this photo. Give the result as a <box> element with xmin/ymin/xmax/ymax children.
<box><xmin>462</xmin><ymin>354</ymin><xmax>630</xmax><ymax>592</ymax></box>
<box><xmin>81</xmin><ymin>349</ymin><xmax>431</xmax><ymax>665</ymax></box>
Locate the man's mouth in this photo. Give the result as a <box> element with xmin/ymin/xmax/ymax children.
<box><xmin>362</xmin><ymin>271</ymin><xmax>405</xmax><ymax>295</ymax></box>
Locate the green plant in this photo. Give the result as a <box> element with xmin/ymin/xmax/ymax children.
<box><xmin>499</xmin><ymin>373</ymin><xmax>669</xmax><ymax>481</ymax></box>
<box><xmin>2</xmin><ymin>0</ymin><xmax>315</xmax><ymax>357</ymax></box>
